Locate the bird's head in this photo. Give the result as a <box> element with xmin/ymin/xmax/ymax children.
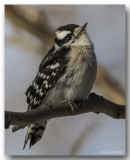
<box><xmin>54</xmin><ymin>23</ymin><xmax>91</xmax><ymax>49</ymax></box>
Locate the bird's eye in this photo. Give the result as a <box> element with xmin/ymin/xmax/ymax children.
<box><xmin>66</xmin><ymin>34</ymin><xmax>71</xmax><ymax>40</ymax></box>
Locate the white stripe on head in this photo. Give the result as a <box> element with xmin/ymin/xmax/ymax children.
<box><xmin>56</xmin><ymin>30</ymin><xmax>71</xmax><ymax>40</ymax></box>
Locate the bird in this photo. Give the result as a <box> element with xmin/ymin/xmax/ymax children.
<box><xmin>23</xmin><ymin>23</ymin><xmax>97</xmax><ymax>149</ymax></box>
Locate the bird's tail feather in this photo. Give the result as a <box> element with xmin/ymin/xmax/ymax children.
<box><xmin>23</xmin><ymin>121</ymin><xmax>47</xmax><ymax>149</ymax></box>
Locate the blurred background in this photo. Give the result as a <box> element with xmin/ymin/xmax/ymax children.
<box><xmin>5</xmin><ymin>5</ymin><xmax>125</xmax><ymax>156</ymax></box>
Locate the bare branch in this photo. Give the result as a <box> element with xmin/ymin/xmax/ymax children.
<box><xmin>5</xmin><ymin>93</ymin><xmax>125</xmax><ymax>131</ymax></box>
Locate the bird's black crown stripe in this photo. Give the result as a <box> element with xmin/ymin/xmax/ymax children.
<box><xmin>57</xmin><ymin>24</ymin><xmax>79</xmax><ymax>32</ymax></box>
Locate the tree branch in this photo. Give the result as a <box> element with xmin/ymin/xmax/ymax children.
<box><xmin>5</xmin><ymin>93</ymin><xmax>125</xmax><ymax>132</ymax></box>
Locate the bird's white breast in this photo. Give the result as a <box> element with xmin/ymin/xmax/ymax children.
<box><xmin>63</xmin><ymin>45</ymin><xmax>97</xmax><ymax>101</ymax></box>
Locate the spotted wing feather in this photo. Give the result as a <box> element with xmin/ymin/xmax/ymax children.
<box><xmin>26</xmin><ymin>46</ymin><xmax>70</xmax><ymax>110</ymax></box>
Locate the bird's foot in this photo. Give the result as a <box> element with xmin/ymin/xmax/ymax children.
<box><xmin>68</xmin><ymin>101</ymin><xmax>77</xmax><ymax>113</ymax></box>
<box><xmin>61</xmin><ymin>99</ymin><xmax>83</xmax><ymax>113</ymax></box>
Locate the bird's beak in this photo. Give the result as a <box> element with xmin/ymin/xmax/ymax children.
<box><xmin>74</xmin><ymin>22</ymin><xmax>88</xmax><ymax>39</ymax></box>
<box><xmin>81</xmin><ymin>22</ymin><xmax>88</xmax><ymax>32</ymax></box>
<box><xmin>77</xmin><ymin>22</ymin><xmax>88</xmax><ymax>36</ymax></box>
<box><xmin>72</xmin><ymin>22</ymin><xmax>88</xmax><ymax>43</ymax></box>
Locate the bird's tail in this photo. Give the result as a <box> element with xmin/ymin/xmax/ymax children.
<box><xmin>23</xmin><ymin>120</ymin><xmax>47</xmax><ymax>149</ymax></box>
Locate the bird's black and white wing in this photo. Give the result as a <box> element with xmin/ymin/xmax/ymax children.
<box><xmin>26</xmin><ymin>46</ymin><xmax>70</xmax><ymax>110</ymax></box>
